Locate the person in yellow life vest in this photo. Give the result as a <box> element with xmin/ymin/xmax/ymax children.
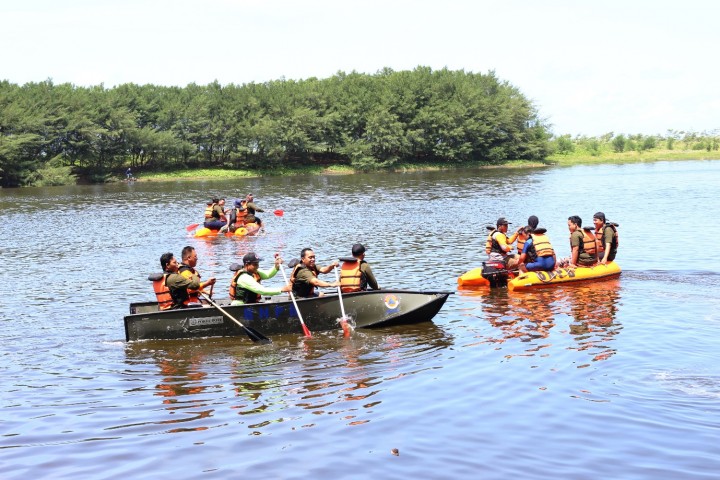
<box><xmin>340</xmin><ymin>243</ymin><xmax>380</xmax><ymax>293</ymax></box>
<box><xmin>518</xmin><ymin>227</ymin><xmax>557</xmax><ymax>272</ymax></box>
<box><xmin>566</xmin><ymin>215</ymin><xmax>599</xmax><ymax>267</ymax></box>
<box><xmin>485</xmin><ymin>217</ymin><xmax>520</xmax><ymax>268</ymax></box>
<box><xmin>158</xmin><ymin>252</ymin><xmax>205</xmax><ymax>309</ymax></box>
<box><xmin>592</xmin><ymin>212</ymin><xmax>619</xmax><ymax>265</ymax></box>
<box><xmin>228</xmin><ymin>252</ymin><xmax>291</xmax><ymax>306</ymax></box>
<box><xmin>178</xmin><ymin>246</ymin><xmax>216</xmax><ymax>304</ymax></box>
<box><xmin>291</xmin><ymin>248</ymin><xmax>340</xmax><ymax>298</ymax></box>
<box><xmin>204</xmin><ymin>197</ymin><xmax>226</xmax><ymax>230</ymax></box>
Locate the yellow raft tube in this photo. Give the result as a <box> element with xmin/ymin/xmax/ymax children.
<box><xmin>193</xmin><ymin>223</ymin><xmax>260</xmax><ymax>238</ymax></box>
<box><xmin>507</xmin><ymin>262</ymin><xmax>621</xmax><ymax>291</ymax></box>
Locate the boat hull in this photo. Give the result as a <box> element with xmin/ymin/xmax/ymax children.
<box><xmin>508</xmin><ymin>262</ymin><xmax>621</xmax><ymax>291</ymax></box>
<box><xmin>124</xmin><ymin>290</ymin><xmax>452</xmax><ymax>341</ymax></box>
<box><xmin>193</xmin><ymin>224</ymin><xmax>260</xmax><ymax>238</ymax></box>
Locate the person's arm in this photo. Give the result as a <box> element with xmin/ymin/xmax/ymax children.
<box><xmin>236</xmin><ymin>272</ymin><xmax>285</xmax><ymax>296</ymax></box>
<box><xmin>599</xmin><ymin>228</ymin><xmax>612</xmax><ymax>264</ymax></box>
<box><xmin>257</xmin><ymin>266</ymin><xmax>278</xmax><ymax>280</ymax></box>
<box><xmin>168</xmin><ymin>273</ymin><xmax>201</xmax><ymax>291</ymax></box>
<box><xmin>318</xmin><ymin>261</ymin><xmax>339</xmax><ymax>274</ymax></box>
<box><xmin>495</xmin><ymin>233</ymin><xmax>513</xmax><ymax>253</ymax></box>
<box><xmin>362</xmin><ymin>263</ymin><xmax>380</xmax><ymax>290</ymax></box>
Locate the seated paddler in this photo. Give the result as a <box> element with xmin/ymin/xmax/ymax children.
<box><xmin>517</xmin><ymin>226</ymin><xmax>557</xmax><ymax>273</ymax></box>
<box><xmin>485</xmin><ymin>217</ymin><xmax>520</xmax><ymax>269</ymax></box>
<box><xmin>229</xmin><ymin>252</ymin><xmax>291</xmax><ymax>306</ymax></box>
<box><xmin>159</xmin><ymin>252</ymin><xmax>207</xmax><ymax>309</ymax></box>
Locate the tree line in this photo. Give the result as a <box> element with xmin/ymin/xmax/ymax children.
<box><xmin>549</xmin><ymin>130</ymin><xmax>720</xmax><ymax>157</ymax></box>
<box><xmin>0</xmin><ymin>67</ymin><xmax>550</xmax><ymax>187</ymax></box>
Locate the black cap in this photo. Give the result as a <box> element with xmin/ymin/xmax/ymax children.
<box><xmin>496</xmin><ymin>217</ymin><xmax>511</xmax><ymax>226</ymax></box>
<box><xmin>593</xmin><ymin>212</ymin><xmax>606</xmax><ymax>222</ymax></box>
<box><xmin>242</xmin><ymin>252</ymin><xmax>262</xmax><ymax>264</ymax></box>
<box><xmin>352</xmin><ymin>243</ymin><xmax>366</xmax><ymax>256</ymax></box>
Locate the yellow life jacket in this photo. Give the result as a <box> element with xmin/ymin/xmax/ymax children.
<box><xmin>204</xmin><ymin>203</ymin><xmax>215</xmax><ymax>219</ymax></box>
<box><xmin>340</xmin><ymin>260</ymin><xmax>362</xmax><ymax>293</ymax></box>
<box><xmin>485</xmin><ymin>230</ymin><xmax>507</xmax><ymax>255</ymax></box>
<box><xmin>528</xmin><ymin>233</ymin><xmax>554</xmax><ymax>259</ymax></box>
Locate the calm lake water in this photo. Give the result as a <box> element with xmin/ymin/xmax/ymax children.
<box><xmin>2</xmin><ymin>160</ymin><xmax>720</xmax><ymax>479</ymax></box>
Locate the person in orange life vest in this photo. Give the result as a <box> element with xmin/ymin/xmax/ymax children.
<box><xmin>517</xmin><ymin>226</ymin><xmax>557</xmax><ymax>272</ymax></box>
<box><xmin>506</xmin><ymin>215</ymin><xmax>539</xmax><ymax>255</ymax></box>
<box><xmin>204</xmin><ymin>197</ymin><xmax>226</xmax><ymax>230</ymax></box>
<box><xmin>567</xmin><ymin>216</ymin><xmax>599</xmax><ymax>267</ymax></box>
<box><xmin>340</xmin><ymin>243</ymin><xmax>380</xmax><ymax>293</ymax></box>
<box><xmin>592</xmin><ymin>212</ymin><xmax>619</xmax><ymax>264</ymax></box>
<box><xmin>159</xmin><ymin>252</ymin><xmax>204</xmax><ymax>309</ymax></box>
<box><xmin>224</xmin><ymin>198</ymin><xmax>248</xmax><ymax>233</ymax></box>
<box><xmin>486</xmin><ymin>217</ymin><xmax>520</xmax><ymax>268</ymax></box>
<box><xmin>291</xmin><ymin>248</ymin><xmax>340</xmax><ymax>298</ymax></box>
<box><xmin>244</xmin><ymin>193</ymin><xmax>264</xmax><ymax>227</ymax></box>
<box><xmin>178</xmin><ymin>246</ymin><xmax>216</xmax><ymax>304</ymax></box>
<box><xmin>229</xmin><ymin>252</ymin><xmax>291</xmax><ymax>306</ymax></box>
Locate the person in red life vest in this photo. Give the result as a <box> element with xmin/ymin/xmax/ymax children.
<box><xmin>223</xmin><ymin>198</ymin><xmax>248</xmax><ymax>233</ymax></box>
<box><xmin>592</xmin><ymin>212</ymin><xmax>619</xmax><ymax>265</ymax></box>
<box><xmin>291</xmin><ymin>248</ymin><xmax>340</xmax><ymax>298</ymax></box>
<box><xmin>178</xmin><ymin>246</ymin><xmax>216</xmax><ymax>304</ymax></box>
<box><xmin>340</xmin><ymin>243</ymin><xmax>380</xmax><ymax>293</ymax></box>
<box><xmin>204</xmin><ymin>197</ymin><xmax>227</xmax><ymax>230</ymax></box>
<box><xmin>229</xmin><ymin>252</ymin><xmax>291</xmax><ymax>306</ymax></box>
<box><xmin>158</xmin><ymin>252</ymin><xmax>210</xmax><ymax>309</ymax></box>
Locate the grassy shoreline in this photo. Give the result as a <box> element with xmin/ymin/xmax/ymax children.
<box><xmin>126</xmin><ymin>150</ymin><xmax>720</xmax><ymax>183</ymax></box>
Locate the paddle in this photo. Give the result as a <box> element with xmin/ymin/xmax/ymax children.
<box><xmin>333</xmin><ymin>267</ymin><xmax>351</xmax><ymax>337</ymax></box>
<box><xmin>199</xmin><ymin>293</ymin><xmax>271</xmax><ymax>345</ymax></box>
<box><xmin>186</xmin><ymin>223</ymin><xmax>200</xmax><ymax>231</ymax></box>
<box><xmin>273</xmin><ymin>209</ymin><xmax>284</xmax><ymax>217</ymax></box>
<box><xmin>278</xmin><ymin>262</ymin><xmax>312</xmax><ymax>338</ymax></box>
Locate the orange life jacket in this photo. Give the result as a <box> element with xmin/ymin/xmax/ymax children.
<box><xmin>234</xmin><ymin>207</ymin><xmax>248</xmax><ymax>226</ymax></box>
<box><xmin>581</xmin><ymin>228</ymin><xmax>600</xmax><ymax>257</ymax></box>
<box><xmin>150</xmin><ymin>273</ymin><xmax>173</xmax><ymax>310</ymax></box>
<box><xmin>485</xmin><ymin>230</ymin><xmax>508</xmax><ymax>255</ymax></box>
<box><xmin>340</xmin><ymin>260</ymin><xmax>363</xmax><ymax>293</ymax></box>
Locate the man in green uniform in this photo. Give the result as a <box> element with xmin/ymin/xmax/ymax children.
<box><xmin>291</xmin><ymin>248</ymin><xmax>340</xmax><ymax>298</ymax></box>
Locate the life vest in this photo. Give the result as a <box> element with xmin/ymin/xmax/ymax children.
<box><xmin>340</xmin><ymin>260</ymin><xmax>363</xmax><ymax>293</ymax></box>
<box><xmin>516</xmin><ymin>232</ymin><xmax>529</xmax><ymax>255</ymax></box>
<box><xmin>581</xmin><ymin>228</ymin><xmax>600</xmax><ymax>257</ymax></box>
<box><xmin>291</xmin><ymin>264</ymin><xmax>317</xmax><ymax>298</ymax></box>
<box><xmin>204</xmin><ymin>203</ymin><xmax>215</xmax><ymax>219</ymax></box>
<box><xmin>485</xmin><ymin>230</ymin><xmax>507</xmax><ymax>255</ymax></box>
<box><xmin>229</xmin><ymin>269</ymin><xmax>262</xmax><ymax>304</ymax></box>
<box><xmin>178</xmin><ymin>264</ymin><xmax>202</xmax><ymax>304</ymax></box>
<box><xmin>526</xmin><ymin>233</ymin><xmax>554</xmax><ymax>262</ymax></box>
<box><xmin>150</xmin><ymin>273</ymin><xmax>173</xmax><ymax>310</ymax></box>
<box><xmin>233</xmin><ymin>207</ymin><xmax>248</xmax><ymax>226</ymax></box>
<box><xmin>596</xmin><ymin>223</ymin><xmax>619</xmax><ymax>257</ymax></box>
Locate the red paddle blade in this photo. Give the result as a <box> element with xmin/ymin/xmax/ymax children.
<box><xmin>302</xmin><ymin>323</ymin><xmax>312</xmax><ymax>338</ymax></box>
<box><xmin>273</xmin><ymin>209</ymin><xmax>284</xmax><ymax>217</ymax></box>
<box><xmin>186</xmin><ymin>223</ymin><xmax>200</xmax><ymax>231</ymax></box>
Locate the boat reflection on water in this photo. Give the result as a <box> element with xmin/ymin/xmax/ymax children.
<box><xmin>458</xmin><ymin>278</ymin><xmax>622</xmax><ymax>363</ymax></box>
<box><xmin>124</xmin><ymin>322</ymin><xmax>454</xmax><ymax>433</ymax></box>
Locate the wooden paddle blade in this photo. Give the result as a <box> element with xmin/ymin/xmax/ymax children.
<box><xmin>186</xmin><ymin>223</ymin><xmax>200</xmax><ymax>231</ymax></box>
<box><xmin>273</xmin><ymin>209</ymin><xmax>284</xmax><ymax>216</ymax></box>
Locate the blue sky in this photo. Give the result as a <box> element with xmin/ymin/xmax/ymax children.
<box><xmin>2</xmin><ymin>0</ymin><xmax>717</xmax><ymax>137</ymax></box>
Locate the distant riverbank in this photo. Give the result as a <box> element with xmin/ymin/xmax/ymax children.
<box><xmin>125</xmin><ymin>150</ymin><xmax>720</xmax><ymax>183</ymax></box>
